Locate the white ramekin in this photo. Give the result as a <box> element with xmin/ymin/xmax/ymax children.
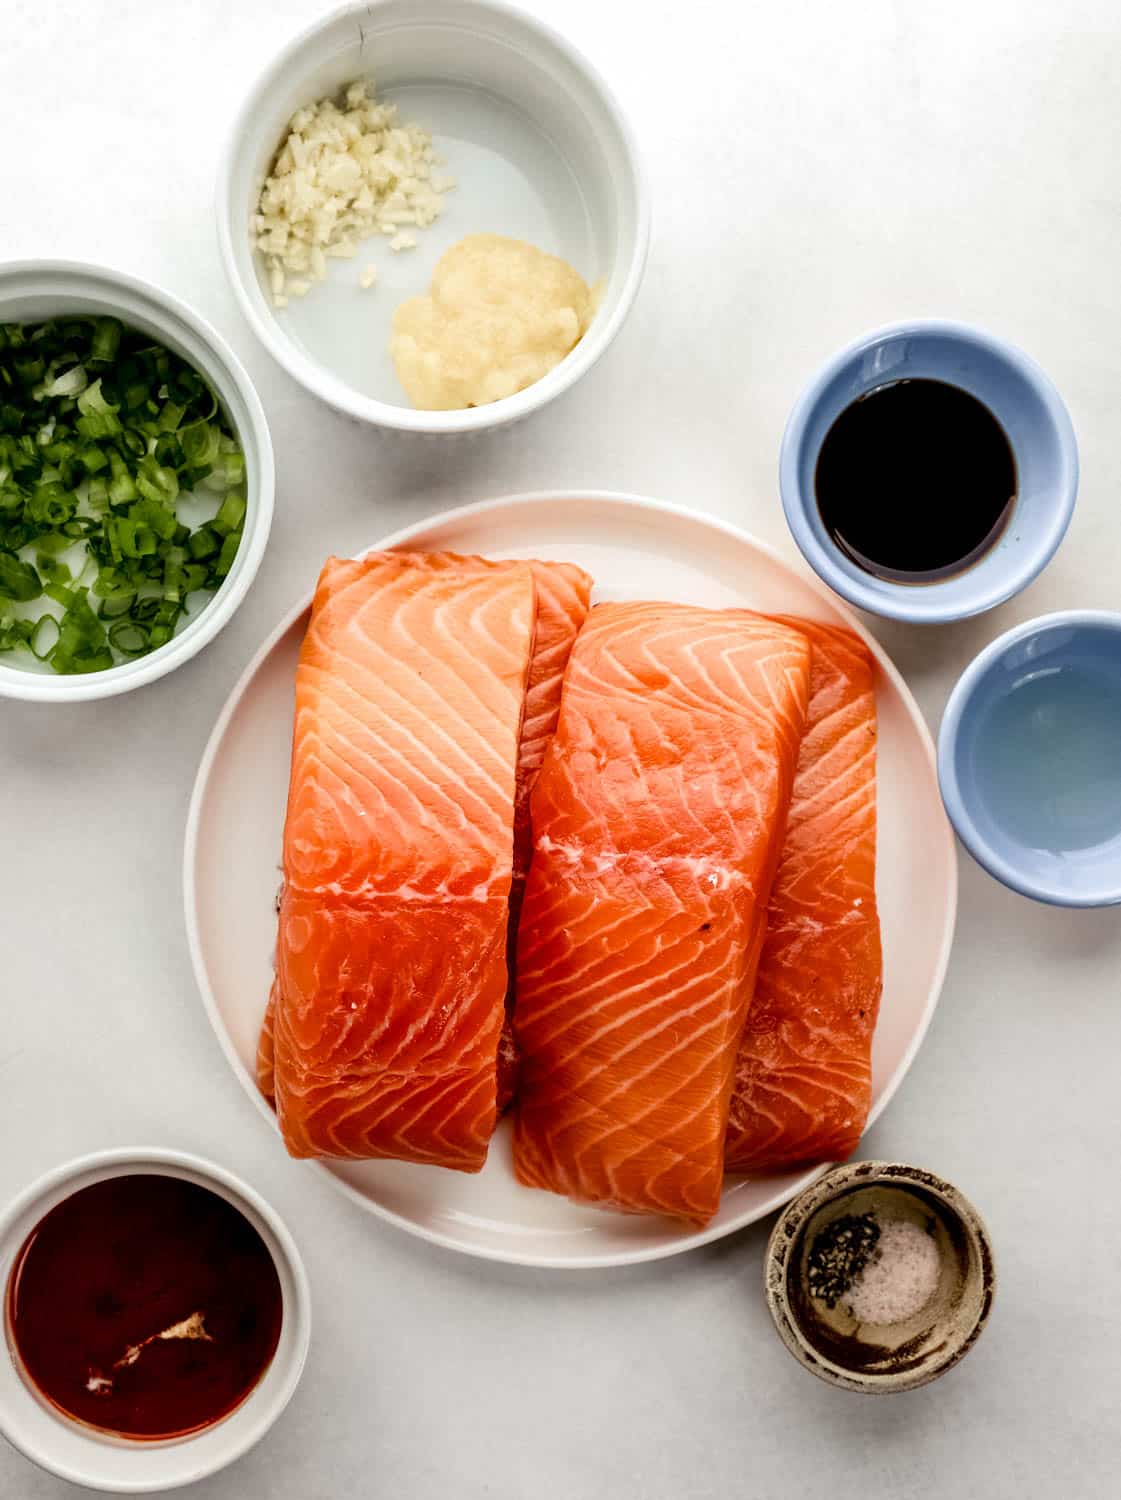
<box><xmin>0</xmin><ymin>261</ymin><xmax>274</xmax><ymax>703</ymax></box>
<box><xmin>0</xmin><ymin>1149</ymin><xmax>310</xmax><ymax>1492</ymax></box>
<box><xmin>216</xmin><ymin>0</ymin><xmax>650</xmax><ymax>434</ymax></box>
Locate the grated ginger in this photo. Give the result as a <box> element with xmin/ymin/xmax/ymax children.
<box><xmin>253</xmin><ymin>81</ymin><xmax>452</xmax><ymax>306</ymax></box>
<box><xmin>389</xmin><ymin>234</ymin><xmax>593</xmax><ymax>410</ymax></box>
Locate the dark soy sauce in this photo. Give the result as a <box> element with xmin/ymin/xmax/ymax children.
<box><xmin>6</xmin><ymin>1175</ymin><xmax>283</xmax><ymax>1440</ymax></box>
<box><xmin>815</xmin><ymin>379</ymin><xmax>1017</xmax><ymax>583</ymax></box>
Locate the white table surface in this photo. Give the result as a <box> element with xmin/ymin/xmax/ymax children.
<box><xmin>3</xmin><ymin>0</ymin><xmax>1121</xmax><ymax>1494</ymax></box>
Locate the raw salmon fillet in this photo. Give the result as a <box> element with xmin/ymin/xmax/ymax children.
<box><xmin>498</xmin><ymin>557</ymin><xmax>594</xmax><ymax>1110</ymax></box>
<box><xmin>513</xmin><ymin>602</ymin><xmax>812</xmax><ymax>1225</ymax></box>
<box><xmin>257</xmin><ymin>553</ymin><xmax>592</xmax><ymax>1118</ymax></box>
<box><xmin>257</xmin><ymin>981</ymin><xmax>279</xmax><ymax>1106</ymax></box>
<box><xmin>267</xmin><ymin>553</ymin><xmax>536</xmax><ymax>1170</ymax></box>
<box><xmin>725</xmin><ymin>620</ymin><xmax>882</xmax><ymax>1173</ymax></box>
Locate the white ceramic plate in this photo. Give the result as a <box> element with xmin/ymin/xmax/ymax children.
<box><xmin>184</xmin><ymin>493</ymin><xmax>957</xmax><ymax>1268</ymax></box>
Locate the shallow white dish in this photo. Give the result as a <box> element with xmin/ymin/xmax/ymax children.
<box><xmin>0</xmin><ymin>261</ymin><xmax>274</xmax><ymax>703</ymax></box>
<box><xmin>0</xmin><ymin>1149</ymin><xmax>310</xmax><ymax>1493</ymax></box>
<box><xmin>184</xmin><ymin>492</ymin><xmax>957</xmax><ymax>1269</ymax></box>
<box><xmin>217</xmin><ymin>0</ymin><xmax>649</xmax><ymax>433</ymax></box>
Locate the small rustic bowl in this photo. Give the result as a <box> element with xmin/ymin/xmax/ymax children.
<box><xmin>764</xmin><ymin>1161</ymin><xmax>995</xmax><ymax>1394</ymax></box>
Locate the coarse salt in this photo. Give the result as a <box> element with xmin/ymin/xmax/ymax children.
<box><xmin>845</xmin><ymin>1218</ymin><xmax>941</xmax><ymax>1325</ymax></box>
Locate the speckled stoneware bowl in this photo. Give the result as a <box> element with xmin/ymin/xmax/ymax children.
<box><xmin>764</xmin><ymin>1162</ymin><xmax>995</xmax><ymax>1393</ymax></box>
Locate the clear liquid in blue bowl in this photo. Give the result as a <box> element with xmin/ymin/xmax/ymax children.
<box><xmin>971</xmin><ymin>661</ymin><xmax>1121</xmax><ymax>852</ymax></box>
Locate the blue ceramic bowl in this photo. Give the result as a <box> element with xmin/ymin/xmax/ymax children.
<box><xmin>938</xmin><ymin>611</ymin><xmax>1121</xmax><ymax>906</ymax></box>
<box><xmin>779</xmin><ymin>320</ymin><xmax>1078</xmax><ymax>623</ymax></box>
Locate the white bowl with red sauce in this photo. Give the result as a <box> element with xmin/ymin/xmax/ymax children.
<box><xmin>0</xmin><ymin>1149</ymin><xmax>310</xmax><ymax>1492</ymax></box>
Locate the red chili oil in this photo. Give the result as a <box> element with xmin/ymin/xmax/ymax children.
<box><xmin>5</xmin><ymin>1174</ymin><xmax>283</xmax><ymax>1440</ymax></box>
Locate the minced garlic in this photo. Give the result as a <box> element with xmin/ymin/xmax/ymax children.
<box><xmin>253</xmin><ymin>81</ymin><xmax>452</xmax><ymax>307</ymax></box>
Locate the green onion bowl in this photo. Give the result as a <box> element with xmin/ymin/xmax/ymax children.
<box><xmin>0</xmin><ymin>262</ymin><xmax>273</xmax><ymax>702</ymax></box>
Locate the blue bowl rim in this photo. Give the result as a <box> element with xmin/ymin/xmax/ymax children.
<box><xmin>779</xmin><ymin>317</ymin><xmax>1079</xmax><ymax>624</ymax></box>
<box><xmin>937</xmin><ymin>609</ymin><xmax>1121</xmax><ymax>907</ymax></box>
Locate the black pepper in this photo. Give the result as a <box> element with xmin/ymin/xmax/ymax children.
<box><xmin>805</xmin><ymin>1213</ymin><xmax>881</xmax><ymax>1308</ymax></box>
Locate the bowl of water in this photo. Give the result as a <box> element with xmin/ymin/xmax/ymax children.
<box><xmin>938</xmin><ymin>611</ymin><xmax>1121</xmax><ymax>906</ymax></box>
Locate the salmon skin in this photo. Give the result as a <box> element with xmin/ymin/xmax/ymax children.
<box><xmin>513</xmin><ymin>602</ymin><xmax>811</xmax><ymax>1225</ymax></box>
<box><xmin>256</xmin><ymin>553</ymin><xmax>592</xmax><ymax>1122</ymax></box>
<box><xmin>725</xmin><ymin>620</ymin><xmax>882</xmax><ymax>1174</ymax></box>
<box><xmin>267</xmin><ymin>553</ymin><xmax>536</xmax><ymax>1170</ymax></box>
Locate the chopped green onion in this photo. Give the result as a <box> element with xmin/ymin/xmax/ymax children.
<box><xmin>213</xmin><ymin>491</ymin><xmax>247</xmax><ymax>536</ymax></box>
<box><xmin>0</xmin><ymin>315</ymin><xmax>246</xmax><ymax>674</ymax></box>
<box><xmin>76</xmin><ymin>443</ymin><xmax>109</xmax><ymax>475</ymax></box>
<box><xmin>13</xmin><ymin>354</ymin><xmax>45</xmax><ymax>386</ymax></box>
<box><xmin>100</xmin><ymin>589</ymin><xmax>136</xmax><ymax>619</ymax></box>
<box><xmin>77</xmin><ymin>377</ymin><xmax>114</xmax><ymax>416</ymax></box>
<box><xmin>45</xmin><ymin>365</ymin><xmax>88</xmax><ymax>399</ymax></box>
<box><xmin>107</xmin><ymin>449</ymin><xmax>138</xmax><ymax>505</ymax></box>
<box><xmin>0</xmin><ymin>614</ymin><xmax>33</xmax><ymax>651</ymax></box>
<box><xmin>45</xmin><ymin>580</ymin><xmax>77</xmax><ymax>607</ymax></box>
<box><xmin>35</xmin><ymin>531</ymin><xmax>73</xmax><ymax>556</ymax></box>
<box><xmin>0</xmin><ymin>550</ymin><xmax>41</xmax><ymax>601</ymax></box>
<box><xmin>215</xmin><ymin>531</ymin><xmax>241</xmax><ymax>578</ymax></box>
<box><xmin>28</xmin><ymin>482</ymin><xmax>76</xmax><ymax>527</ymax></box>
<box><xmin>187</xmin><ymin>526</ymin><xmax>220</xmax><ymax>561</ymax></box>
<box><xmin>187</xmin><ymin>562</ymin><xmax>209</xmax><ymax>590</ymax></box>
<box><xmin>130</xmin><ymin>496</ymin><xmax>178</xmax><ymax>541</ymax></box>
<box><xmin>30</xmin><ymin>615</ymin><xmax>60</xmax><ymax>659</ymax></box>
<box><xmin>153</xmin><ymin>433</ymin><xmax>183</xmax><ymax>469</ymax></box>
<box><xmin>90</xmin><ymin>318</ymin><xmax>123</xmax><ymax>363</ymax></box>
<box><xmin>108</xmin><ymin>619</ymin><xmax>149</xmax><ymax>655</ymax></box>
<box><xmin>36</xmin><ymin>555</ymin><xmax>71</xmax><ymax>587</ymax></box>
<box><xmin>180</xmin><ymin>420</ymin><xmax>221</xmax><ymax>469</ymax></box>
<box><xmin>202</xmin><ymin>446</ymin><xmax>245</xmax><ymax>492</ymax></box>
<box><xmin>76</xmin><ymin>409</ymin><xmax>121</xmax><ymax>441</ymax></box>
<box><xmin>135</xmin><ymin>454</ymin><xmax>179</xmax><ymax>506</ymax></box>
